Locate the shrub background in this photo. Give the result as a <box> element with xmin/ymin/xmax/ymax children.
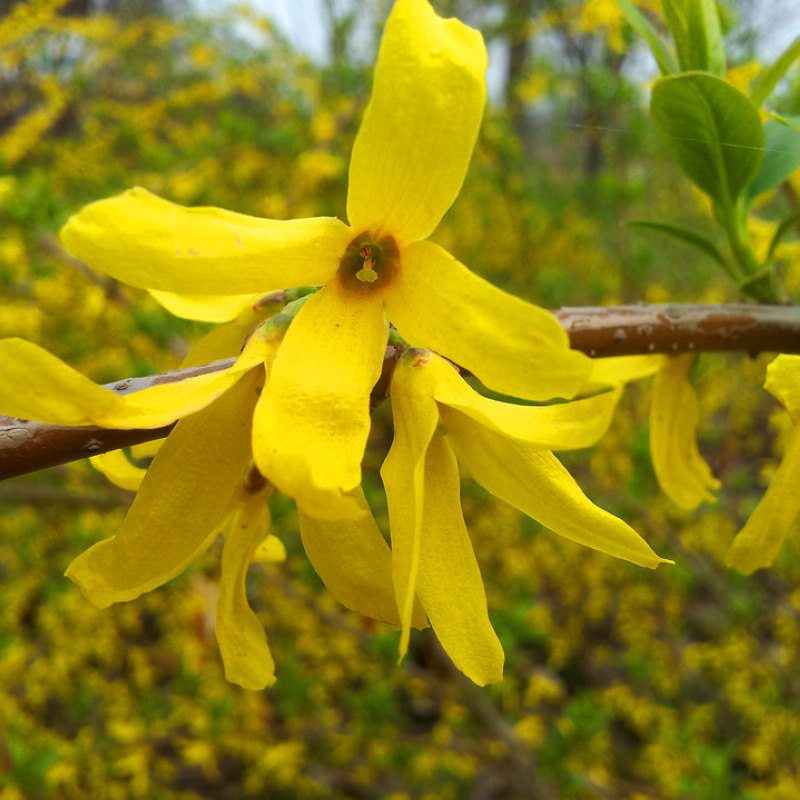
<box><xmin>1</xmin><ymin>1</ymin><xmax>800</xmax><ymax>797</ymax></box>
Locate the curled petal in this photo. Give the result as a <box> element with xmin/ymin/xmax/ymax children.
<box><xmin>252</xmin><ymin>283</ymin><xmax>387</xmax><ymax>519</ymax></box>
<box><xmin>427</xmin><ymin>353</ymin><xmax>621</xmax><ymax>450</ymax></box>
<box><xmin>347</xmin><ymin>0</ymin><xmax>487</xmax><ymax>245</ymax></box>
<box><xmin>414</xmin><ymin>432</ymin><xmax>504</xmax><ymax>685</ymax></box>
<box><xmin>381</xmin><ymin>351</ymin><xmax>440</xmax><ymax>656</ymax></box>
<box><xmin>216</xmin><ymin>484</ymin><xmax>276</xmax><ymax>690</ymax></box>
<box><xmin>386</xmin><ymin>241</ymin><xmax>590</xmax><ymax>401</ymax></box>
<box><xmin>441</xmin><ymin>406</ymin><xmax>670</xmax><ymax>569</ymax></box>
<box><xmin>60</xmin><ymin>187</ymin><xmax>350</xmax><ymax>294</ymax></box>
<box><xmin>726</xmin><ymin>424</ymin><xmax>800</xmax><ymax>574</ymax></box>
<box><xmin>297</xmin><ymin>487</ymin><xmax>426</xmax><ymax>628</ymax></box>
<box><xmin>650</xmin><ymin>355</ymin><xmax>719</xmax><ymax>510</ymax></box>
<box><xmin>66</xmin><ymin>368</ymin><xmax>263</xmax><ymax>607</ymax></box>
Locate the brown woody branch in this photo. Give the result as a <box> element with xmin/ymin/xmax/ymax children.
<box><xmin>2</xmin><ymin>303</ymin><xmax>799</xmax><ymax>482</ymax></box>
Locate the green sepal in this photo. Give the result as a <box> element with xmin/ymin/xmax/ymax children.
<box><xmin>616</xmin><ymin>0</ymin><xmax>677</xmax><ymax>75</ymax></box>
<box><xmin>650</xmin><ymin>73</ymin><xmax>764</xmax><ymax>211</ymax></box>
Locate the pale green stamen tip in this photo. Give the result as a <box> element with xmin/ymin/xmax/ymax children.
<box><xmin>356</xmin><ymin>267</ymin><xmax>378</xmax><ymax>283</ymax></box>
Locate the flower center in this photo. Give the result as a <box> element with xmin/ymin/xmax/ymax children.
<box><xmin>337</xmin><ymin>231</ymin><xmax>399</xmax><ymax>294</ymax></box>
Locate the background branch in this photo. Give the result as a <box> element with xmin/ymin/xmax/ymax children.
<box><xmin>2</xmin><ymin>303</ymin><xmax>799</xmax><ymax>481</ymax></box>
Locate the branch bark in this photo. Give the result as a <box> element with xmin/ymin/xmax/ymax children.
<box><xmin>2</xmin><ymin>303</ymin><xmax>799</xmax><ymax>482</ymax></box>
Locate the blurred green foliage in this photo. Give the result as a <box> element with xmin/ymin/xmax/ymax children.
<box><xmin>2</xmin><ymin>0</ymin><xmax>800</xmax><ymax>797</ymax></box>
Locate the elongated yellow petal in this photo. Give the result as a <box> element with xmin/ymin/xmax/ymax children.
<box><xmin>252</xmin><ymin>283</ymin><xmax>387</xmax><ymax>519</ymax></box>
<box><xmin>216</xmin><ymin>484</ymin><xmax>276</xmax><ymax>690</ymax></box>
<box><xmin>442</xmin><ymin>407</ymin><xmax>669</xmax><ymax>568</ymax></box>
<box><xmin>297</xmin><ymin>487</ymin><xmax>426</xmax><ymax>628</ymax></box>
<box><xmin>650</xmin><ymin>355</ymin><xmax>719</xmax><ymax>510</ymax></box>
<box><xmin>90</xmin><ymin>448</ymin><xmax>148</xmax><ymax>491</ymax></box>
<box><xmin>149</xmin><ymin>289</ymin><xmax>260</xmax><ymax>323</ymax></box>
<box><xmin>386</xmin><ymin>241</ymin><xmax>591</xmax><ymax>401</ymax></box>
<box><xmin>426</xmin><ymin>353</ymin><xmax>621</xmax><ymax>450</ymax></box>
<box><xmin>765</xmin><ymin>354</ymin><xmax>800</xmax><ymax>418</ymax></box>
<box><xmin>415</xmin><ymin>432</ymin><xmax>504</xmax><ymax>685</ymax></box>
<box><xmin>726</xmin><ymin>424</ymin><xmax>800</xmax><ymax>574</ymax></box>
<box><xmin>0</xmin><ymin>339</ymin><xmax>263</xmax><ymax>428</ymax></box>
<box><xmin>346</xmin><ymin>0</ymin><xmax>487</xmax><ymax>245</ymax></box>
<box><xmin>60</xmin><ymin>187</ymin><xmax>351</xmax><ymax>294</ymax></box>
<box><xmin>381</xmin><ymin>351</ymin><xmax>440</xmax><ymax>657</ymax></box>
<box><xmin>0</xmin><ymin>334</ymin><xmax>264</xmax><ymax>428</ymax></box>
<box><xmin>65</xmin><ymin>368</ymin><xmax>262</xmax><ymax>607</ymax></box>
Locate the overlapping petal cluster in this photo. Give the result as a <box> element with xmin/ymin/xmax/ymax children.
<box><xmin>379</xmin><ymin>350</ymin><xmax>668</xmax><ymax>684</ymax></box>
<box><xmin>58</xmin><ymin>0</ymin><xmax>591</xmax><ymax>518</ymax></box>
<box><xmin>0</xmin><ymin>0</ymin><xmax>674</xmax><ymax>688</ymax></box>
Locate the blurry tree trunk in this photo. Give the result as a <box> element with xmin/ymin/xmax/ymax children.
<box><xmin>503</xmin><ymin>0</ymin><xmax>537</xmax><ymax>151</ymax></box>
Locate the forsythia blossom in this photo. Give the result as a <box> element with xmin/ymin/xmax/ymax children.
<box><xmin>0</xmin><ymin>0</ymin><xmax>675</xmax><ymax>688</ymax></box>
<box><xmin>57</xmin><ymin>0</ymin><xmax>591</xmax><ymax>517</ymax></box>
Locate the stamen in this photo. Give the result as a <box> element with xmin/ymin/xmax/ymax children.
<box><xmin>337</xmin><ymin>231</ymin><xmax>399</xmax><ymax>293</ymax></box>
<box><xmin>356</xmin><ymin>242</ymin><xmax>379</xmax><ymax>282</ymax></box>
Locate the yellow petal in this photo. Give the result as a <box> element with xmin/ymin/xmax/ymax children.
<box><xmin>585</xmin><ymin>354</ymin><xmax>666</xmax><ymax>389</ymax></box>
<box><xmin>726</xmin><ymin>424</ymin><xmax>800</xmax><ymax>574</ymax></box>
<box><xmin>386</xmin><ymin>241</ymin><xmax>591</xmax><ymax>401</ymax></box>
<box><xmin>414</xmin><ymin>432</ymin><xmax>504</xmax><ymax>685</ymax></box>
<box><xmin>60</xmin><ymin>187</ymin><xmax>351</xmax><ymax>294</ymax></box>
<box><xmin>180</xmin><ymin>303</ymin><xmax>274</xmax><ymax>368</ymax></box>
<box><xmin>65</xmin><ymin>368</ymin><xmax>262</xmax><ymax>607</ymax></box>
<box><xmin>426</xmin><ymin>353</ymin><xmax>621</xmax><ymax>450</ymax></box>
<box><xmin>253</xmin><ymin>535</ymin><xmax>287</xmax><ymax>564</ymax></box>
<box><xmin>149</xmin><ymin>289</ymin><xmax>261</xmax><ymax>323</ymax></box>
<box><xmin>442</xmin><ymin>406</ymin><xmax>669</xmax><ymax>569</ymax></box>
<box><xmin>346</xmin><ymin>0</ymin><xmax>487</xmax><ymax>245</ymax></box>
<box><xmin>765</xmin><ymin>354</ymin><xmax>800</xmax><ymax>418</ymax></box>
<box><xmin>0</xmin><ymin>335</ymin><xmax>263</xmax><ymax>429</ymax></box>
<box><xmin>650</xmin><ymin>355</ymin><xmax>719</xmax><ymax>510</ymax></box>
<box><xmin>129</xmin><ymin>438</ymin><xmax>163</xmax><ymax>460</ymax></box>
<box><xmin>216</xmin><ymin>484</ymin><xmax>276</xmax><ymax>690</ymax></box>
<box><xmin>252</xmin><ymin>282</ymin><xmax>387</xmax><ymax>518</ymax></box>
<box><xmin>297</xmin><ymin>487</ymin><xmax>426</xmax><ymax>628</ymax></box>
<box><xmin>90</xmin><ymin>448</ymin><xmax>148</xmax><ymax>491</ymax></box>
<box><xmin>381</xmin><ymin>350</ymin><xmax>440</xmax><ymax>657</ymax></box>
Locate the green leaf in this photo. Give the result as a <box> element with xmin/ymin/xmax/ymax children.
<box><xmin>616</xmin><ymin>0</ymin><xmax>677</xmax><ymax>75</ymax></box>
<box><xmin>766</xmin><ymin>208</ymin><xmax>800</xmax><ymax>264</ymax></box>
<box><xmin>628</xmin><ymin>218</ymin><xmax>729</xmax><ymax>270</ymax></box>
<box><xmin>745</xmin><ymin>116</ymin><xmax>800</xmax><ymax>205</ymax></box>
<box><xmin>751</xmin><ymin>35</ymin><xmax>800</xmax><ymax>108</ymax></box>
<box><xmin>662</xmin><ymin>0</ymin><xmax>725</xmax><ymax>74</ymax></box>
<box><xmin>650</xmin><ymin>73</ymin><xmax>764</xmax><ymax>209</ymax></box>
